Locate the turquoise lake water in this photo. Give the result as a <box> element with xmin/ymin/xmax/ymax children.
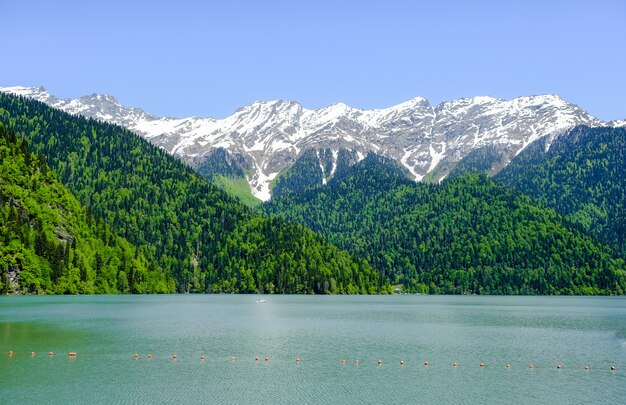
<box><xmin>1</xmin><ymin>295</ymin><xmax>625</xmax><ymax>404</ymax></box>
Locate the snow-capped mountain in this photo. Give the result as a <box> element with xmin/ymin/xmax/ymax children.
<box><xmin>609</xmin><ymin>119</ymin><xmax>626</xmax><ymax>128</ymax></box>
<box><xmin>0</xmin><ymin>86</ymin><xmax>611</xmax><ymax>200</ymax></box>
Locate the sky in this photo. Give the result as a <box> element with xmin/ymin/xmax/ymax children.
<box><xmin>2</xmin><ymin>0</ymin><xmax>625</xmax><ymax>121</ymax></box>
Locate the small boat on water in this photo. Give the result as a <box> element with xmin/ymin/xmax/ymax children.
<box><xmin>256</xmin><ymin>298</ymin><xmax>267</xmax><ymax>303</ymax></box>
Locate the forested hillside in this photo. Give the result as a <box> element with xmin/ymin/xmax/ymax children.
<box><xmin>0</xmin><ymin>93</ymin><xmax>384</xmax><ymax>294</ymax></box>
<box><xmin>0</xmin><ymin>123</ymin><xmax>174</xmax><ymax>294</ymax></box>
<box><xmin>271</xmin><ymin>148</ymin><xmax>363</xmax><ymax>198</ymax></box>
<box><xmin>271</xmin><ymin>149</ymin><xmax>325</xmax><ymax>198</ymax></box>
<box><xmin>496</xmin><ymin>126</ymin><xmax>626</xmax><ymax>253</ymax></box>
<box><xmin>265</xmin><ymin>154</ymin><xmax>626</xmax><ymax>295</ymax></box>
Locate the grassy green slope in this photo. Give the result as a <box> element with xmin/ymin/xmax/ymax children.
<box><xmin>212</xmin><ymin>176</ymin><xmax>262</xmax><ymax>208</ymax></box>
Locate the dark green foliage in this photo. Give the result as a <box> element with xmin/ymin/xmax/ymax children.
<box><xmin>271</xmin><ymin>148</ymin><xmax>365</xmax><ymax>197</ymax></box>
<box><xmin>333</xmin><ymin>149</ymin><xmax>361</xmax><ymax>180</ymax></box>
<box><xmin>0</xmin><ymin>123</ymin><xmax>174</xmax><ymax>294</ymax></box>
<box><xmin>271</xmin><ymin>149</ymin><xmax>325</xmax><ymax>197</ymax></box>
<box><xmin>448</xmin><ymin>144</ymin><xmax>509</xmax><ymax>179</ymax></box>
<box><xmin>195</xmin><ymin>147</ymin><xmax>247</xmax><ymax>179</ymax></box>
<box><xmin>496</xmin><ymin>126</ymin><xmax>626</xmax><ymax>253</ymax></box>
<box><xmin>318</xmin><ymin>148</ymin><xmax>334</xmax><ymax>178</ymax></box>
<box><xmin>0</xmin><ymin>93</ymin><xmax>382</xmax><ymax>294</ymax></box>
<box><xmin>210</xmin><ymin>216</ymin><xmax>383</xmax><ymax>294</ymax></box>
<box><xmin>265</xmin><ymin>154</ymin><xmax>626</xmax><ymax>295</ymax></box>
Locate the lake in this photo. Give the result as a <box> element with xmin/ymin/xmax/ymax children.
<box><xmin>1</xmin><ymin>295</ymin><xmax>625</xmax><ymax>404</ymax></box>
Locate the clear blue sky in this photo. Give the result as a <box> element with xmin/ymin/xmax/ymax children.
<box><xmin>2</xmin><ymin>0</ymin><xmax>625</xmax><ymax>121</ymax></box>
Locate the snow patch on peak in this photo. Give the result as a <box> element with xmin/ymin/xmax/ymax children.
<box><xmin>403</xmin><ymin>96</ymin><xmax>429</xmax><ymax>105</ymax></box>
<box><xmin>441</xmin><ymin>96</ymin><xmax>498</xmax><ymax>108</ymax></box>
<box><xmin>1</xmin><ymin>85</ymin><xmax>45</xmax><ymax>95</ymax></box>
<box><xmin>80</xmin><ymin>93</ymin><xmax>120</xmax><ymax>104</ymax></box>
<box><xmin>524</xmin><ymin>94</ymin><xmax>565</xmax><ymax>103</ymax></box>
<box><xmin>470</xmin><ymin>96</ymin><xmax>499</xmax><ymax>104</ymax></box>
<box><xmin>316</xmin><ymin>102</ymin><xmax>356</xmax><ymax>121</ymax></box>
<box><xmin>0</xmin><ymin>86</ymin><xmax>55</xmax><ymax>102</ymax></box>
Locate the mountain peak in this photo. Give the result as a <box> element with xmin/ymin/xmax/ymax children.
<box><xmin>0</xmin><ymin>85</ymin><xmax>54</xmax><ymax>101</ymax></box>
<box><xmin>513</xmin><ymin>94</ymin><xmax>568</xmax><ymax>106</ymax></box>
<box><xmin>609</xmin><ymin>119</ymin><xmax>626</xmax><ymax>128</ymax></box>
<box><xmin>469</xmin><ymin>95</ymin><xmax>499</xmax><ymax>104</ymax></box>
<box><xmin>383</xmin><ymin>96</ymin><xmax>431</xmax><ymax>111</ymax></box>
<box><xmin>79</xmin><ymin>93</ymin><xmax>121</xmax><ymax>105</ymax></box>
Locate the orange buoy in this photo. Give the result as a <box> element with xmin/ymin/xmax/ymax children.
<box><xmin>49</xmin><ymin>352</ymin><xmax>54</xmax><ymax>356</ymax></box>
<box><xmin>424</xmin><ymin>361</ymin><xmax>429</xmax><ymax>366</ymax></box>
<box><xmin>557</xmin><ymin>364</ymin><xmax>563</xmax><ymax>369</ymax></box>
<box><xmin>400</xmin><ymin>360</ymin><xmax>405</xmax><ymax>365</ymax></box>
<box><xmin>480</xmin><ymin>363</ymin><xmax>485</xmax><ymax>368</ymax></box>
<box><xmin>506</xmin><ymin>364</ymin><xmax>511</xmax><ymax>369</ymax></box>
<box><xmin>295</xmin><ymin>357</ymin><xmax>301</xmax><ymax>363</ymax></box>
<box><xmin>134</xmin><ymin>353</ymin><xmax>139</xmax><ymax>359</ymax></box>
<box><xmin>147</xmin><ymin>354</ymin><xmax>153</xmax><ymax>359</ymax></box>
<box><xmin>200</xmin><ymin>355</ymin><xmax>205</xmax><ymax>360</ymax></box>
<box><xmin>453</xmin><ymin>362</ymin><xmax>459</xmax><ymax>367</ymax></box>
<box><xmin>9</xmin><ymin>351</ymin><xmax>13</xmax><ymax>357</ymax></box>
<box><xmin>611</xmin><ymin>365</ymin><xmax>617</xmax><ymax>371</ymax></box>
<box><xmin>172</xmin><ymin>354</ymin><xmax>177</xmax><ymax>360</ymax></box>
<box><xmin>68</xmin><ymin>352</ymin><xmax>77</xmax><ymax>357</ymax></box>
<box><xmin>341</xmin><ymin>359</ymin><xmax>346</xmax><ymax>364</ymax></box>
<box><xmin>264</xmin><ymin>357</ymin><xmax>269</xmax><ymax>361</ymax></box>
<box><xmin>529</xmin><ymin>364</ymin><xmax>535</xmax><ymax>369</ymax></box>
<box><xmin>31</xmin><ymin>352</ymin><xmax>36</xmax><ymax>357</ymax></box>
<box><xmin>255</xmin><ymin>357</ymin><xmax>259</xmax><ymax>361</ymax></box>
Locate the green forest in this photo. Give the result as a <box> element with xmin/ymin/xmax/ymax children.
<box><xmin>264</xmin><ymin>154</ymin><xmax>626</xmax><ymax>295</ymax></box>
<box><xmin>0</xmin><ymin>123</ymin><xmax>174</xmax><ymax>294</ymax></box>
<box><xmin>0</xmin><ymin>93</ymin><xmax>385</xmax><ymax>294</ymax></box>
<box><xmin>496</xmin><ymin>126</ymin><xmax>625</xmax><ymax>254</ymax></box>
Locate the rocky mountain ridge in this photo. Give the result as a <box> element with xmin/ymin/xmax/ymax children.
<box><xmin>1</xmin><ymin>86</ymin><xmax>619</xmax><ymax>200</ymax></box>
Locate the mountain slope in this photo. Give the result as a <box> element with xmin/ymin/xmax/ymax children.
<box><xmin>496</xmin><ymin>126</ymin><xmax>626</xmax><ymax>253</ymax></box>
<box><xmin>446</xmin><ymin>144</ymin><xmax>510</xmax><ymax>180</ymax></box>
<box><xmin>264</xmin><ymin>155</ymin><xmax>626</xmax><ymax>295</ymax></box>
<box><xmin>0</xmin><ymin>86</ymin><xmax>606</xmax><ymax>200</ymax></box>
<box><xmin>0</xmin><ymin>123</ymin><xmax>174</xmax><ymax>294</ymax></box>
<box><xmin>0</xmin><ymin>92</ymin><xmax>383</xmax><ymax>294</ymax></box>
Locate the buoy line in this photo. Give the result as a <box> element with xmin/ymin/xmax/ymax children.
<box><xmin>3</xmin><ymin>351</ymin><xmax>619</xmax><ymax>372</ymax></box>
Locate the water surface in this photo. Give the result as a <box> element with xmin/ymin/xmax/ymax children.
<box><xmin>1</xmin><ymin>295</ymin><xmax>624</xmax><ymax>404</ymax></box>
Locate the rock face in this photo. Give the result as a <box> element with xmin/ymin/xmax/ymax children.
<box><xmin>1</xmin><ymin>86</ymin><xmax>612</xmax><ymax>200</ymax></box>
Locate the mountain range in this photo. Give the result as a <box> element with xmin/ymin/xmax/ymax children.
<box><xmin>2</xmin><ymin>86</ymin><xmax>624</xmax><ymax>201</ymax></box>
<box><xmin>1</xmin><ymin>89</ymin><xmax>624</xmax><ymax>295</ymax></box>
